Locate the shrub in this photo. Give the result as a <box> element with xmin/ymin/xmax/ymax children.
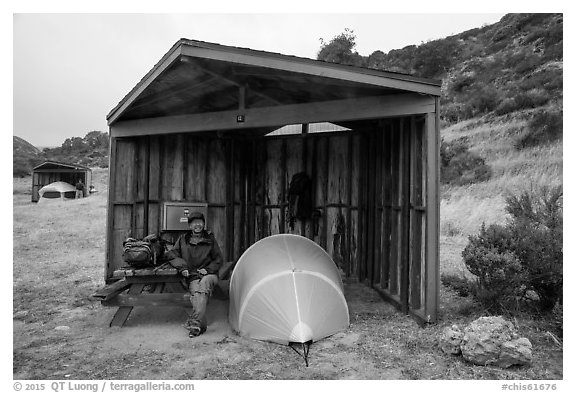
<box><xmin>515</xmin><ymin>110</ymin><xmax>563</xmax><ymax>149</ymax></box>
<box><xmin>505</xmin><ymin>186</ymin><xmax>563</xmax><ymax>311</ymax></box>
<box><xmin>494</xmin><ymin>97</ymin><xmax>518</xmax><ymax>116</ymax></box>
<box><xmin>462</xmin><ymin>186</ymin><xmax>563</xmax><ymax>313</ymax></box>
<box><xmin>440</xmin><ymin>138</ymin><xmax>492</xmax><ymax>185</ymax></box>
<box><xmin>463</xmin><ymin>85</ymin><xmax>501</xmax><ymax>118</ymax></box>
<box><xmin>462</xmin><ymin>224</ymin><xmax>527</xmax><ymax>311</ymax></box>
<box><xmin>440</xmin><ymin>273</ymin><xmax>472</xmax><ymax>297</ymax></box>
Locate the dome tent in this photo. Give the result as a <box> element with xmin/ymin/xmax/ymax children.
<box><xmin>229</xmin><ymin>234</ymin><xmax>349</xmax><ymax>365</ymax></box>
<box><xmin>38</xmin><ymin>181</ymin><xmax>77</xmax><ymax>202</ymax></box>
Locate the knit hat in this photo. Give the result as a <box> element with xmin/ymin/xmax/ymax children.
<box><xmin>187</xmin><ymin>211</ymin><xmax>205</xmax><ymax>223</ymax></box>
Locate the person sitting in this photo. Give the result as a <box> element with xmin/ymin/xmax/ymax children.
<box><xmin>165</xmin><ymin>212</ymin><xmax>223</xmax><ymax>337</ymax></box>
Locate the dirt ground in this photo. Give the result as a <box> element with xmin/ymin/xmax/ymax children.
<box><xmin>14</xmin><ymin>282</ymin><xmax>409</xmax><ymax>380</ymax></box>
<box><xmin>12</xmin><ymin>172</ymin><xmax>563</xmax><ymax>380</ymax></box>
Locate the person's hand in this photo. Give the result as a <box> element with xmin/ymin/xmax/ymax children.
<box><xmin>197</xmin><ymin>268</ymin><xmax>208</xmax><ymax>276</ymax></box>
<box><xmin>181</xmin><ymin>270</ymin><xmax>190</xmax><ymax>277</ymax></box>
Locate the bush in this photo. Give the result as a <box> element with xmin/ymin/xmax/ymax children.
<box><xmin>440</xmin><ymin>138</ymin><xmax>492</xmax><ymax>185</ymax></box>
<box><xmin>462</xmin><ymin>186</ymin><xmax>563</xmax><ymax>313</ymax></box>
<box><xmin>515</xmin><ymin>109</ymin><xmax>563</xmax><ymax>149</ymax></box>
<box><xmin>494</xmin><ymin>88</ymin><xmax>552</xmax><ymax>117</ymax></box>
<box><xmin>505</xmin><ymin>186</ymin><xmax>563</xmax><ymax>310</ymax></box>
<box><xmin>462</xmin><ymin>224</ymin><xmax>527</xmax><ymax>311</ymax></box>
<box><xmin>440</xmin><ymin>273</ymin><xmax>472</xmax><ymax>297</ymax></box>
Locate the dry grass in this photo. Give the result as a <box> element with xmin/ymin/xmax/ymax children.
<box><xmin>440</xmin><ymin>114</ymin><xmax>562</xmax><ymax>238</ymax></box>
<box><xmin>13</xmin><ymin>165</ymin><xmax>563</xmax><ymax>380</ymax></box>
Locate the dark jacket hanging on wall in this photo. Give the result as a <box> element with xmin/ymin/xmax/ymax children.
<box><xmin>287</xmin><ymin>172</ymin><xmax>313</xmax><ymax>229</ymax></box>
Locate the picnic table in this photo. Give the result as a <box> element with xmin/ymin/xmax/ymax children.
<box><xmin>91</xmin><ymin>262</ymin><xmax>233</xmax><ymax>327</ymax></box>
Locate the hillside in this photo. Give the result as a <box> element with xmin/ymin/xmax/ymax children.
<box><xmin>13</xmin><ymin>136</ymin><xmax>43</xmax><ymax>177</ymax></box>
<box><xmin>319</xmin><ymin>14</ymin><xmax>562</xmax><ymax>123</ymax></box>
<box><xmin>318</xmin><ymin>14</ymin><xmax>563</xmax><ymax>237</ymax></box>
<box><xmin>13</xmin><ymin>131</ymin><xmax>109</xmax><ymax>177</ymax></box>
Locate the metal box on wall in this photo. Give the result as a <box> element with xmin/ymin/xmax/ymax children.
<box><xmin>162</xmin><ymin>202</ymin><xmax>208</xmax><ymax>231</ymax></box>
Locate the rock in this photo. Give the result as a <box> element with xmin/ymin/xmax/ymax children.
<box><xmin>439</xmin><ymin>325</ymin><xmax>464</xmax><ymax>355</ymax></box>
<box><xmin>13</xmin><ymin>310</ymin><xmax>29</xmax><ymax>320</ymax></box>
<box><xmin>498</xmin><ymin>338</ymin><xmax>533</xmax><ymax>368</ymax></box>
<box><xmin>460</xmin><ymin>316</ymin><xmax>532</xmax><ymax>368</ymax></box>
<box><xmin>55</xmin><ymin>325</ymin><xmax>70</xmax><ymax>331</ymax></box>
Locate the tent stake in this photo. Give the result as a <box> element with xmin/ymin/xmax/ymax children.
<box><xmin>289</xmin><ymin>340</ymin><xmax>312</xmax><ymax>367</ymax></box>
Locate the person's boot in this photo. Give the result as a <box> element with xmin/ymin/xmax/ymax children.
<box><xmin>186</xmin><ymin>291</ymin><xmax>209</xmax><ymax>337</ymax></box>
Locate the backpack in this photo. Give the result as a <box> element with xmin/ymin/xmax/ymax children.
<box><xmin>122</xmin><ymin>234</ymin><xmax>165</xmax><ymax>268</ymax></box>
<box><xmin>287</xmin><ymin>172</ymin><xmax>313</xmax><ymax>230</ymax></box>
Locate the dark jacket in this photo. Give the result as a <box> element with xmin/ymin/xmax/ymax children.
<box><xmin>166</xmin><ymin>230</ymin><xmax>223</xmax><ymax>279</ymax></box>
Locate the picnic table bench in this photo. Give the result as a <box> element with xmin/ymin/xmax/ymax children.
<box><xmin>91</xmin><ymin>262</ymin><xmax>233</xmax><ymax>327</ymax></box>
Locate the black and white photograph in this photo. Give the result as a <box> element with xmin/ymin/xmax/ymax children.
<box><xmin>9</xmin><ymin>2</ymin><xmax>566</xmax><ymax>388</ymax></box>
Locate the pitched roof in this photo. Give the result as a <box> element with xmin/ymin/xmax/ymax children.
<box><xmin>107</xmin><ymin>39</ymin><xmax>441</xmax><ymax>126</ymax></box>
<box><xmin>32</xmin><ymin>160</ymin><xmax>92</xmax><ymax>171</ymax></box>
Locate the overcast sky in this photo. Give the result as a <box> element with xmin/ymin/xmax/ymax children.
<box><xmin>13</xmin><ymin>11</ymin><xmax>509</xmax><ymax>147</ymax></box>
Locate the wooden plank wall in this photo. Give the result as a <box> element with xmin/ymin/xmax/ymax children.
<box><xmin>368</xmin><ymin>115</ymin><xmax>429</xmax><ymax>320</ymax></box>
<box><xmin>106</xmin><ymin>135</ymin><xmax>234</xmax><ymax>279</ymax></box>
<box><xmin>105</xmin><ymin>117</ymin><xmax>437</xmax><ymax>322</ymax></box>
<box><xmin>254</xmin><ymin>132</ymin><xmax>359</xmax><ymax>276</ymax></box>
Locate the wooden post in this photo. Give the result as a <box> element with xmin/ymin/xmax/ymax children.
<box><xmin>357</xmin><ymin>131</ymin><xmax>367</xmax><ymax>281</ymax></box>
<box><xmin>321</xmin><ymin>137</ymin><xmax>329</xmax><ymax>250</ymax></box>
<box><xmin>366</xmin><ymin>128</ymin><xmax>376</xmax><ymax>285</ymax></box>
<box><xmin>105</xmin><ymin>136</ymin><xmax>118</xmax><ymax>281</ymax></box>
<box><xmin>300</xmin><ymin>127</ymin><xmax>309</xmax><ymax>238</ymax></box>
<box><xmin>143</xmin><ymin>135</ymin><xmax>150</xmax><ymax>237</ymax></box>
<box><xmin>389</xmin><ymin>122</ymin><xmax>400</xmax><ymax>295</ymax></box>
<box><xmin>311</xmin><ymin>137</ymin><xmax>318</xmax><ymax>242</ymax></box>
<box><xmin>424</xmin><ymin>103</ymin><xmax>440</xmax><ymax>322</ymax></box>
<box><xmin>373</xmin><ymin>124</ymin><xmax>384</xmax><ymax>286</ymax></box>
<box><xmin>409</xmin><ymin>116</ymin><xmax>423</xmax><ymax>311</ymax></box>
<box><xmin>226</xmin><ymin>138</ymin><xmax>235</xmax><ymax>260</ymax></box>
<box><xmin>239</xmin><ymin>140</ymin><xmax>247</xmax><ymax>254</ymax></box>
<box><xmin>259</xmin><ymin>139</ymin><xmax>267</xmax><ymax>239</ymax></box>
<box><xmin>400</xmin><ymin>117</ymin><xmax>412</xmax><ymax>314</ymax></box>
<box><xmin>346</xmin><ymin>133</ymin><xmax>354</xmax><ymax>277</ymax></box>
<box><xmin>280</xmin><ymin>138</ymin><xmax>287</xmax><ymax>234</ymax></box>
<box><xmin>249</xmin><ymin>139</ymin><xmax>257</xmax><ymax>245</ymax></box>
<box><xmin>381</xmin><ymin>123</ymin><xmax>392</xmax><ymax>289</ymax></box>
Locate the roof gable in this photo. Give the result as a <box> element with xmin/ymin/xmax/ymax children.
<box><xmin>107</xmin><ymin>39</ymin><xmax>441</xmax><ymax>126</ymax></box>
<box><xmin>33</xmin><ymin>161</ymin><xmax>91</xmax><ymax>171</ymax></box>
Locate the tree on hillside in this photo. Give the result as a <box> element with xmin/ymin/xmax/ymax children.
<box><xmin>85</xmin><ymin>130</ymin><xmax>109</xmax><ymax>149</ymax></box>
<box><xmin>62</xmin><ymin>137</ymin><xmax>87</xmax><ymax>153</ymax></box>
<box><xmin>317</xmin><ymin>28</ymin><xmax>364</xmax><ymax>67</ymax></box>
<box><xmin>41</xmin><ymin>130</ymin><xmax>110</xmax><ymax>169</ymax></box>
<box><xmin>412</xmin><ymin>38</ymin><xmax>461</xmax><ymax>79</ymax></box>
<box><xmin>366</xmin><ymin>50</ymin><xmax>387</xmax><ymax>70</ymax></box>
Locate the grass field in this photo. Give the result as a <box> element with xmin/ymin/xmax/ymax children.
<box><xmin>13</xmin><ymin>118</ymin><xmax>564</xmax><ymax>380</ymax></box>
<box><xmin>440</xmin><ymin>112</ymin><xmax>562</xmax><ymax>238</ymax></box>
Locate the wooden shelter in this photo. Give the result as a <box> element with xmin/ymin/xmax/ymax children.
<box><xmin>104</xmin><ymin>39</ymin><xmax>441</xmax><ymax>324</ymax></box>
<box><xmin>31</xmin><ymin>161</ymin><xmax>92</xmax><ymax>202</ymax></box>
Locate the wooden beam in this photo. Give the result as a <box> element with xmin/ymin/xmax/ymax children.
<box><xmin>400</xmin><ymin>118</ymin><xmax>411</xmax><ymax>314</ymax></box>
<box><xmin>181</xmin><ymin>58</ymin><xmax>283</xmax><ymax>105</ymax></box>
<box><xmin>105</xmin><ymin>136</ymin><xmax>118</xmax><ymax>281</ymax></box>
<box><xmin>103</xmin><ymin>293</ymin><xmax>191</xmax><ymax>308</ymax></box>
<box><xmin>91</xmin><ymin>278</ymin><xmax>129</xmax><ymax>301</ymax></box>
<box><xmin>180</xmin><ymin>45</ymin><xmax>441</xmax><ymax>96</ymax></box>
<box><xmin>107</xmin><ymin>47</ymin><xmax>182</xmax><ymax>124</ymax></box>
<box><xmin>346</xmin><ymin>133</ymin><xmax>353</xmax><ymax>277</ymax></box>
<box><xmin>280</xmin><ymin>139</ymin><xmax>287</xmax><ymax>234</ymax></box>
<box><xmin>239</xmin><ymin>85</ymin><xmax>246</xmax><ymax>110</ymax></box>
<box><xmin>424</xmin><ymin>104</ymin><xmax>440</xmax><ymax>323</ymax></box>
<box><xmin>110</xmin><ymin>94</ymin><xmax>436</xmax><ymax>137</ymax></box>
<box><xmin>143</xmin><ymin>136</ymin><xmax>150</xmax><ymax>236</ymax></box>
